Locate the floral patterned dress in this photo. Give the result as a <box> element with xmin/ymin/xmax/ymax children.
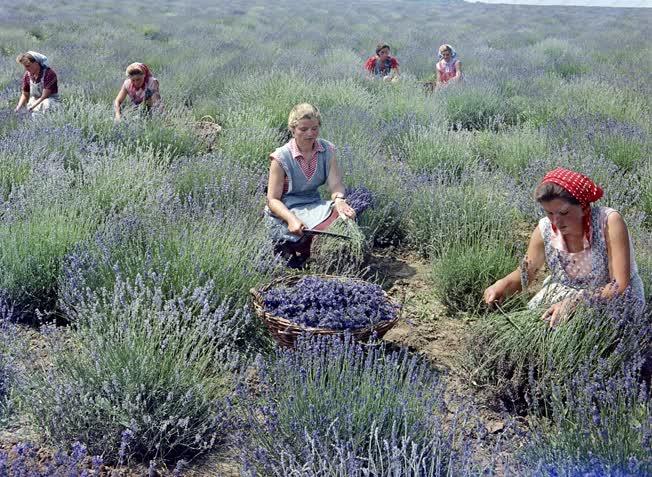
<box><xmin>528</xmin><ymin>206</ymin><xmax>645</xmax><ymax>313</ymax></box>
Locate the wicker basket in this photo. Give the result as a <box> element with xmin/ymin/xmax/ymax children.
<box><xmin>196</xmin><ymin>115</ymin><xmax>222</xmax><ymax>151</ymax></box>
<box><xmin>250</xmin><ymin>274</ymin><xmax>400</xmax><ymax>347</ymax></box>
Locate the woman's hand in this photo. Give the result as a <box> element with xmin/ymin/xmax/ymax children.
<box><xmin>540</xmin><ymin>298</ymin><xmax>575</xmax><ymax>328</ymax></box>
<box><xmin>288</xmin><ymin>216</ymin><xmax>306</xmax><ymax>236</ymax></box>
<box><xmin>334</xmin><ymin>198</ymin><xmax>356</xmax><ymax>219</ymax></box>
<box><xmin>483</xmin><ymin>281</ymin><xmax>505</xmax><ymax>306</ymax></box>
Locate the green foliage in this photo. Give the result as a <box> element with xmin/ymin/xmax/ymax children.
<box><xmin>309</xmin><ymin>218</ymin><xmax>368</xmax><ymax>274</ymax></box>
<box><xmin>0</xmin><ymin>153</ymin><xmax>31</xmax><ymax>201</ymax></box>
<box><xmin>523</xmin><ymin>366</ymin><xmax>652</xmax><ymax>476</ymax></box>
<box><xmin>594</xmin><ymin>136</ymin><xmax>649</xmax><ymax>171</ymax></box>
<box><xmin>431</xmin><ymin>239</ymin><xmax>518</xmax><ymax>316</ymax></box>
<box><xmin>169</xmin><ymin>153</ymin><xmax>264</xmax><ymax>213</ymax></box>
<box><xmin>0</xmin><ymin>205</ymin><xmax>98</xmax><ymax>316</ymax></box>
<box><xmin>465</xmin><ymin>301</ymin><xmax>646</xmax><ymax>404</ymax></box>
<box><xmin>444</xmin><ymin>86</ymin><xmax>521</xmax><ymax>130</ymax></box>
<box><xmin>62</xmin><ymin>211</ymin><xmax>275</xmax><ymax>313</ymax></box>
<box><xmin>239</xmin><ymin>336</ymin><xmax>451</xmax><ymax>474</ymax></box>
<box><xmin>471</xmin><ymin>127</ymin><xmax>551</xmax><ymax>176</ymax></box>
<box><xmin>398</xmin><ymin>126</ymin><xmax>474</xmax><ymax>174</ymax></box>
<box><xmin>408</xmin><ymin>179</ymin><xmax>518</xmax><ymax>258</ymax></box>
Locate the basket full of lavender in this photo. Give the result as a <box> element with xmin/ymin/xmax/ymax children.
<box><xmin>251</xmin><ymin>275</ymin><xmax>400</xmax><ymax>347</ymax></box>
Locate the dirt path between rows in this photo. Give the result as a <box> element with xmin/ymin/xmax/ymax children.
<box><xmin>372</xmin><ymin>251</ymin><xmax>528</xmax><ymax>473</ymax></box>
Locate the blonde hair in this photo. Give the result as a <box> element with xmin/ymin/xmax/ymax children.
<box><xmin>288</xmin><ymin>103</ymin><xmax>321</xmax><ymax>130</ymax></box>
<box><xmin>16</xmin><ymin>53</ymin><xmax>35</xmax><ymax>66</ymax></box>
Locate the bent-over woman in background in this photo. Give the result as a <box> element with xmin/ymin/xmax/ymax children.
<box><xmin>113</xmin><ymin>63</ymin><xmax>161</xmax><ymax>121</ymax></box>
<box><xmin>14</xmin><ymin>51</ymin><xmax>60</xmax><ymax>114</ymax></box>
<box><xmin>265</xmin><ymin>103</ymin><xmax>356</xmax><ymax>268</ymax></box>
<box><xmin>484</xmin><ymin>167</ymin><xmax>645</xmax><ymax>327</ymax></box>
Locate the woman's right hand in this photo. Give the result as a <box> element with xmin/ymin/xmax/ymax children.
<box><xmin>483</xmin><ymin>281</ymin><xmax>505</xmax><ymax>306</ymax></box>
<box><xmin>288</xmin><ymin>217</ymin><xmax>306</xmax><ymax>236</ymax></box>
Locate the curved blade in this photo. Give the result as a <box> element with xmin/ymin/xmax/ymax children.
<box><xmin>303</xmin><ymin>229</ymin><xmax>351</xmax><ymax>240</ymax></box>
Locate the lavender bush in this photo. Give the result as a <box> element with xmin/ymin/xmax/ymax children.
<box><xmin>237</xmin><ymin>336</ymin><xmax>480</xmax><ymax>476</ymax></box>
<box><xmin>59</xmin><ymin>209</ymin><xmax>277</xmax><ymax>314</ymax></box>
<box><xmin>0</xmin><ymin>302</ymin><xmax>21</xmax><ymax>423</ymax></box>
<box><xmin>169</xmin><ymin>152</ymin><xmax>266</xmax><ymax>215</ymax></box>
<box><xmin>0</xmin><ymin>204</ymin><xmax>98</xmax><ymax>318</ymax></box>
<box><xmin>443</xmin><ymin>83</ymin><xmax>522</xmax><ymax>131</ymax></box>
<box><xmin>396</xmin><ymin>125</ymin><xmax>475</xmax><ymax>175</ymax></box>
<box><xmin>431</xmin><ymin>238</ymin><xmax>519</xmax><ymax>316</ymax></box>
<box><xmin>466</xmin><ymin>290</ymin><xmax>650</xmax><ymax>406</ymax></box>
<box><xmin>22</xmin><ymin>273</ymin><xmax>244</xmax><ymax>464</ymax></box>
<box><xmin>407</xmin><ymin>171</ymin><xmax>519</xmax><ymax>258</ymax></box>
<box><xmin>470</xmin><ymin>126</ymin><xmax>552</xmax><ymax>177</ymax></box>
<box><xmin>521</xmin><ymin>360</ymin><xmax>651</xmax><ymax>476</ymax></box>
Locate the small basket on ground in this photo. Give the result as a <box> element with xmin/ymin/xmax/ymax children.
<box><xmin>250</xmin><ymin>274</ymin><xmax>400</xmax><ymax>347</ymax></box>
<box><xmin>196</xmin><ymin>115</ymin><xmax>222</xmax><ymax>151</ymax></box>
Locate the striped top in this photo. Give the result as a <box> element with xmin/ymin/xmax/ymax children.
<box><xmin>271</xmin><ymin>138</ymin><xmax>334</xmax><ymax>194</ymax></box>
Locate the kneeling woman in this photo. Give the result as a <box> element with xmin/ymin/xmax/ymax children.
<box><xmin>15</xmin><ymin>51</ymin><xmax>60</xmax><ymax>114</ymax></box>
<box><xmin>484</xmin><ymin>168</ymin><xmax>645</xmax><ymax>326</ymax></box>
<box><xmin>265</xmin><ymin>103</ymin><xmax>356</xmax><ymax>266</ymax></box>
<box><xmin>436</xmin><ymin>44</ymin><xmax>462</xmax><ymax>87</ymax></box>
<box><xmin>364</xmin><ymin>44</ymin><xmax>400</xmax><ymax>82</ymax></box>
<box><xmin>113</xmin><ymin>63</ymin><xmax>161</xmax><ymax>121</ymax></box>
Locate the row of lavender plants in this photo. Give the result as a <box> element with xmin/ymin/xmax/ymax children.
<box><xmin>0</xmin><ymin>0</ymin><xmax>650</xmax><ymax>474</ymax></box>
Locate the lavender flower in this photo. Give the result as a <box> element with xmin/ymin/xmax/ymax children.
<box><xmin>345</xmin><ymin>185</ymin><xmax>375</xmax><ymax>216</ymax></box>
<box><xmin>262</xmin><ymin>276</ymin><xmax>398</xmax><ymax>330</ymax></box>
<box><xmin>236</xmin><ymin>335</ymin><xmax>483</xmax><ymax>476</ymax></box>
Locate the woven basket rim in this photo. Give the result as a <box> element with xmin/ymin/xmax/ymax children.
<box><xmin>250</xmin><ymin>274</ymin><xmax>399</xmax><ymax>335</ymax></box>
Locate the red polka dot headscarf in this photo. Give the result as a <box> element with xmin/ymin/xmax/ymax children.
<box><xmin>540</xmin><ymin>167</ymin><xmax>604</xmax><ymax>242</ymax></box>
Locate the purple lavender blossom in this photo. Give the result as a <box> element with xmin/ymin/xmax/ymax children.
<box><xmin>345</xmin><ymin>186</ymin><xmax>375</xmax><ymax>216</ymax></box>
<box><xmin>236</xmin><ymin>335</ymin><xmax>483</xmax><ymax>476</ymax></box>
<box><xmin>262</xmin><ymin>276</ymin><xmax>398</xmax><ymax>330</ymax></box>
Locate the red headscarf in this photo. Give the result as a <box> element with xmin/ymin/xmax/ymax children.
<box><xmin>540</xmin><ymin>167</ymin><xmax>603</xmax><ymax>243</ymax></box>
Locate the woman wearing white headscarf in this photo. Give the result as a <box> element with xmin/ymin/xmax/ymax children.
<box><xmin>435</xmin><ymin>44</ymin><xmax>463</xmax><ymax>87</ymax></box>
<box><xmin>14</xmin><ymin>51</ymin><xmax>60</xmax><ymax>114</ymax></box>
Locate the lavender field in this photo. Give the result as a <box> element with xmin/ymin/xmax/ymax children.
<box><xmin>0</xmin><ymin>0</ymin><xmax>651</xmax><ymax>475</ymax></box>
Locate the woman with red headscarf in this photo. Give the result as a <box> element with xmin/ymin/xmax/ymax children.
<box><xmin>113</xmin><ymin>63</ymin><xmax>161</xmax><ymax>122</ymax></box>
<box><xmin>484</xmin><ymin>168</ymin><xmax>645</xmax><ymax>327</ymax></box>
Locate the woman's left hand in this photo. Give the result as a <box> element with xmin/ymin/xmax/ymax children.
<box><xmin>334</xmin><ymin>198</ymin><xmax>356</xmax><ymax>219</ymax></box>
<box><xmin>540</xmin><ymin>298</ymin><xmax>575</xmax><ymax>329</ymax></box>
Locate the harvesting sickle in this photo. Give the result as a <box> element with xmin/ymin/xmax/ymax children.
<box><xmin>483</xmin><ymin>167</ymin><xmax>645</xmax><ymax>326</ymax></box>
<box><xmin>264</xmin><ymin>103</ymin><xmax>357</xmax><ymax>268</ymax></box>
<box><xmin>14</xmin><ymin>51</ymin><xmax>60</xmax><ymax>115</ymax></box>
<box><xmin>113</xmin><ymin>62</ymin><xmax>162</xmax><ymax>122</ymax></box>
<box><xmin>364</xmin><ymin>43</ymin><xmax>400</xmax><ymax>82</ymax></box>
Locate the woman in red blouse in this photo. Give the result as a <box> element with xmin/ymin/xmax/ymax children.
<box><xmin>14</xmin><ymin>51</ymin><xmax>59</xmax><ymax>114</ymax></box>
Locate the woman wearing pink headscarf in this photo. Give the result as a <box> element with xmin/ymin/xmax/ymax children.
<box><xmin>113</xmin><ymin>63</ymin><xmax>161</xmax><ymax>121</ymax></box>
<box><xmin>484</xmin><ymin>168</ymin><xmax>645</xmax><ymax>326</ymax></box>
